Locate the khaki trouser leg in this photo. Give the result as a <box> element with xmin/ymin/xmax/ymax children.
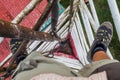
<box><xmin>12</xmin><ymin>52</ymin><xmax>77</xmax><ymax>80</ymax></box>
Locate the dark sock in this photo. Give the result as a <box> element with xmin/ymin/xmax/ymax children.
<box><xmin>91</xmin><ymin>43</ymin><xmax>106</xmax><ymax>58</ymax></box>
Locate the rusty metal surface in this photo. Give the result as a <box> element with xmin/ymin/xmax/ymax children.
<box><xmin>0</xmin><ymin>20</ymin><xmax>55</xmax><ymax>41</ymax></box>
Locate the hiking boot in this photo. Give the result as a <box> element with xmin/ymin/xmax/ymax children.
<box><xmin>87</xmin><ymin>21</ymin><xmax>113</xmax><ymax>62</ymax></box>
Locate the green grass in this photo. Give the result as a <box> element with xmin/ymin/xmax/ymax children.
<box><xmin>60</xmin><ymin>0</ymin><xmax>69</xmax><ymax>8</ymax></box>
<box><xmin>60</xmin><ymin>0</ymin><xmax>120</xmax><ymax>60</ymax></box>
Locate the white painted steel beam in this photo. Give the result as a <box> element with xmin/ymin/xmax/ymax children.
<box><xmin>108</xmin><ymin>0</ymin><xmax>120</xmax><ymax>42</ymax></box>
